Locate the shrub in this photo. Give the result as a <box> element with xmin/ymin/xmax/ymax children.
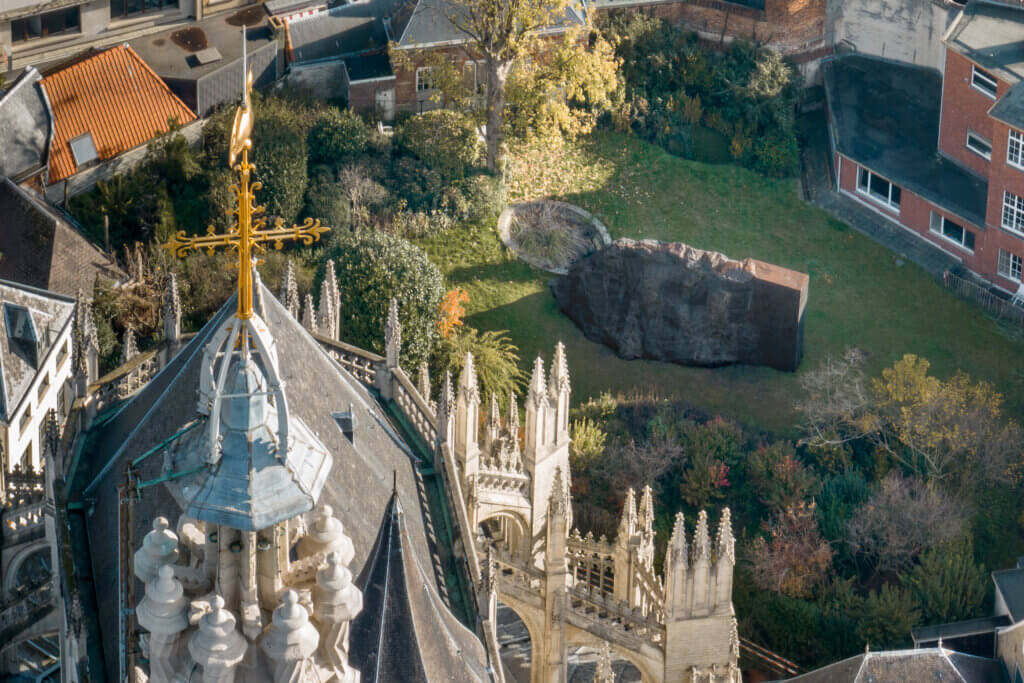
<box><xmin>750</xmin><ymin>503</ymin><xmax>833</xmax><ymax>599</ymax></box>
<box><xmin>856</xmin><ymin>584</ymin><xmax>919</xmax><ymax>650</ymax></box>
<box><xmin>328</xmin><ymin>230</ymin><xmax>444</xmax><ymax>369</ymax></box>
<box><xmin>253</xmin><ymin>114</ymin><xmax>308</xmax><ymax>223</ymax></box>
<box><xmin>747</xmin><ymin>441</ymin><xmax>819</xmax><ymax>511</ymax></box>
<box><xmin>307</xmin><ymin>108</ymin><xmax>370</xmax><ymax>165</ymax></box>
<box><xmin>752</xmin><ymin>129</ymin><xmax>800</xmax><ymax>178</ymax></box>
<box><xmin>679</xmin><ymin>418</ymin><xmax>742</xmax><ymax>508</ymax></box>
<box><xmin>816</xmin><ymin>470</ymin><xmax>871</xmax><ymax>544</ymax></box>
<box><xmin>395</xmin><ymin>110</ymin><xmax>481</xmax><ymax>180</ymax></box>
<box><xmin>304</xmin><ymin>166</ymin><xmax>352</xmax><ymax>230</ymax></box>
<box><xmin>570</xmin><ymin>418</ymin><xmax>608</xmax><ymax>470</ymax></box>
<box><xmin>432</xmin><ymin>326</ymin><xmax>525</xmax><ymax>408</ymax></box>
<box><xmin>902</xmin><ymin>537</ymin><xmax>988</xmax><ymax>625</ymax></box>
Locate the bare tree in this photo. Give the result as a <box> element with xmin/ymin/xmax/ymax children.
<box><xmin>846</xmin><ymin>472</ymin><xmax>966</xmax><ymax>573</ymax></box>
<box><xmin>795</xmin><ymin>347</ymin><xmax>873</xmax><ymax>451</ymax></box>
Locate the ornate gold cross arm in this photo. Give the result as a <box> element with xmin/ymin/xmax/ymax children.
<box><xmin>253</xmin><ymin>217</ymin><xmax>331</xmax><ymax>251</ymax></box>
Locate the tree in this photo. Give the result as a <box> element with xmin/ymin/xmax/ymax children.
<box><xmin>902</xmin><ymin>537</ymin><xmax>988</xmax><ymax>625</ymax></box>
<box><xmin>570</xmin><ymin>417</ymin><xmax>607</xmax><ymax>470</ymax></box>
<box><xmin>432</xmin><ymin>325</ymin><xmax>525</xmax><ymax>407</ymax></box>
<box><xmin>846</xmin><ymin>472</ymin><xmax>966</xmax><ymax>573</ymax></box>
<box><xmin>856</xmin><ymin>584</ymin><xmax>919</xmax><ymax>650</ymax></box>
<box><xmin>747</xmin><ymin>441</ymin><xmax>819</xmax><ymax>512</ymax></box>
<box><xmin>437</xmin><ymin>288</ymin><xmax>470</xmax><ymax>338</ymax></box>
<box><xmin>750</xmin><ymin>502</ymin><xmax>834</xmax><ymax>599</ymax></box>
<box><xmin>391</xmin><ymin>1</ymin><xmax>620</xmax><ymax>173</ymax></box>
<box><xmin>795</xmin><ymin>347</ymin><xmax>872</xmax><ymax>453</ymax></box>
<box><xmin>395</xmin><ymin>110</ymin><xmax>482</xmax><ymax>180</ymax></box>
<box><xmin>307</xmin><ymin>108</ymin><xmax>370</xmax><ymax>165</ymax></box>
<box><xmin>328</xmin><ymin>231</ymin><xmax>444</xmax><ymax>369</ymax></box>
<box><xmin>252</xmin><ymin>114</ymin><xmax>308</xmax><ymax>223</ymax></box>
<box><xmin>678</xmin><ymin>418</ymin><xmax>741</xmax><ymax>508</ymax></box>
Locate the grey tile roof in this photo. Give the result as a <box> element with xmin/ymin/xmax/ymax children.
<box><xmin>946</xmin><ymin>0</ymin><xmax>1024</xmax><ymax>86</ymax></box>
<box><xmin>0</xmin><ymin>66</ymin><xmax>51</xmax><ymax>182</ymax></box>
<box><xmin>395</xmin><ymin>0</ymin><xmax>584</xmax><ymax>48</ymax></box>
<box><xmin>0</xmin><ymin>178</ymin><xmax>122</xmax><ymax>297</ymax></box>
<box><xmin>989</xmin><ymin>81</ymin><xmax>1024</xmax><ymax>131</ymax></box>
<box><xmin>288</xmin><ymin>7</ymin><xmax>388</xmax><ymax>63</ymax></box>
<box><xmin>994</xmin><ymin>567</ymin><xmax>1024</xmax><ymax>622</ymax></box>
<box><xmin>823</xmin><ymin>54</ymin><xmax>989</xmax><ymax>228</ymax></box>
<box><xmin>785</xmin><ymin>649</ymin><xmax>1006</xmax><ymax>683</ymax></box>
<box><xmin>912</xmin><ymin>614</ymin><xmax>1010</xmax><ymax>644</ymax></box>
<box><xmin>345</xmin><ymin>53</ymin><xmax>394</xmax><ymax>81</ymax></box>
<box><xmin>77</xmin><ymin>285</ymin><xmax>489</xmax><ymax>682</ymax></box>
<box><xmin>0</xmin><ymin>279</ymin><xmax>74</xmax><ymax>423</ymax></box>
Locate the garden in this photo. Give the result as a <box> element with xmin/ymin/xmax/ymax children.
<box><xmin>64</xmin><ymin>19</ymin><xmax>1024</xmax><ymax>670</ymax></box>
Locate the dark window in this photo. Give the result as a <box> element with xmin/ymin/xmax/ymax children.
<box><xmin>110</xmin><ymin>0</ymin><xmax>176</xmax><ymax>19</ymax></box>
<box><xmin>11</xmin><ymin>7</ymin><xmax>80</xmax><ymax>43</ymax></box>
<box><xmin>971</xmin><ymin>65</ymin><xmax>998</xmax><ymax>98</ymax></box>
<box><xmin>857</xmin><ymin>167</ymin><xmax>901</xmax><ymax>209</ymax></box>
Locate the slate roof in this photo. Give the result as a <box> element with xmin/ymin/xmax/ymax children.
<box><xmin>75</xmin><ymin>284</ymin><xmax>489</xmax><ymax>682</ymax></box>
<box><xmin>345</xmin><ymin>53</ymin><xmax>394</xmax><ymax>81</ymax></box>
<box><xmin>395</xmin><ymin>0</ymin><xmax>584</xmax><ymax>48</ymax></box>
<box><xmin>823</xmin><ymin>54</ymin><xmax>989</xmax><ymax>228</ymax></box>
<box><xmin>912</xmin><ymin>614</ymin><xmax>1011</xmax><ymax>644</ymax></box>
<box><xmin>989</xmin><ymin>81</ymin><xmax>1024</xmax><ymax>131</ymax></box>
<box><xmin>0</xmin><ymin>66</ymin><xmax>51</xmax><ymax>182</ymax></box>
<box><xmin>945</xmin><ymin>0</ymin><xmax>1024</xmax><ymax>86</ymax></box>
<box><xmin>287</xmin><ymin>7</ymin><xmax>387</xmax><ymax>63</ymax></box>
<box><xmin>0</xmin><ymin>178</ymin><xmax>122</xmax><ymax>297</ymax></box>
<box><xmin>994</xmin><ymin>567</ymin><xmax>1024</xmax><ymax>622</ymax></box>
<box><xmin>0</xmin><ymin>279</ymin><xmax>75</xmax><ymax>423</ymax></box>
<box><xmin>41</xmin><ymin>45</ymin><xmax>196</xmax><ymax>183</ymax></box>
<box><xmin>784</xmin><ymin>648</ymin><xmax>1006</xmax><ymax>683</ymax></box>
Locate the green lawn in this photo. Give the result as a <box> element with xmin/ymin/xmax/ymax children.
<box><xmin>419</xmin><ymin>131</ymin><xmax>1024</xmax><ymax>436</ymax></box>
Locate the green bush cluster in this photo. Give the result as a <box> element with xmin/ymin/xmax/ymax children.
<box><xmin>600</xmin><ymin>13</ymin><xmax>801</xmax><ymax>177</ymax></box>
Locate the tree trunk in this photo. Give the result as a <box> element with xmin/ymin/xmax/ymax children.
<box><xmin>485</xmin><ymin>58</ymin><xmax>511</xmax><ymax>175</ymax></box>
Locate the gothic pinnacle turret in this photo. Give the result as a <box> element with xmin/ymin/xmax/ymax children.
<box><xmin>385</xmin><ymin>298</ymin><xmax>401</xmax><ymax>370</ymax></box>
<box><xmin>302</xmin><ymin>293</ymin><xmax>317</xmax><ymax>332</ymax></box>
<box><xmin>280</xmin><ymin>260</ymin><xmax>300</xmax><ymax>319</ymax></box>
<box><xmin>163</xmin><ymin>272</ymin><xmax>181</xmax><ymax>344</ymax></box>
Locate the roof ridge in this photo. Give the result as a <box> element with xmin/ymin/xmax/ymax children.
<box><xmin>119</xmin><ymin>43</ymin><xmax>195</xmax><ymax>120</ymax></box>
<box><xmin>0</xmin><ymin>66</ymin><xmax>40</xmax><ymax>108</ymax></box>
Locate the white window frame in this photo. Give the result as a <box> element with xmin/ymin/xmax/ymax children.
<box><xmin>966</xmin><ymin>131</ymin><xmax>992</xmax><ymax>160</ymax></box>
<box><xmin>929</xmin><ymin>212</ymin><xmax>975</xmax><ymax>252</ymax></box>
<box><xmin>856</xmin><ymin>166</ymin><xmax>901</xmax><ymax>210</ymax></box>
<box><xmin>1008</xmin><ymin>129</ymin><xmax>1024</xmax><ymax>170</ymax></box>
<box><xmin>415</xmin><ymin>66</ymin><xmax>436</xmax><ymax>93</ymax></box>
<box><xmin>1002</xmin><ymin>190</ymin><xmax>1024</xmax><ymax>236</ymax></box>
<box><xmin>971</xmin><ymin>64</ymin><xmax>998</xmax><ymax>99</ymax></box>
<box><xmin>998</xmin><ymin>248</ymin><xmax>1023</xmax><ymax>282</ymax></box>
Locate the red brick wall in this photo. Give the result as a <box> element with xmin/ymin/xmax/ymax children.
<box><xmin>612</xmin><ymin>0</ymin><xmax>825</xmax><ymax>55</ymax></box>
<box><xmin>392</xmin><ymin>45</ymin><xmax>478</xmax><ymax>113</ymax></box>
<box><xmin>348</xmin><ymin>79</ymin><xmax>396</xmax><ymax>118</ymax></box>
<box><xmin>983</xmin><ymin>119</ymin><xmax>1024</xmax><ymax>289</ymax></box>
<box><xmin>938</xmin><ymin>50</ymin><xmax>1008</xmax><ymax>176</ymax></box>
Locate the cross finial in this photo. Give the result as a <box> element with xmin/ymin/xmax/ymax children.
<box><xmin>162</xmin><ymin>29</ymin><xmax>328</xmax><ymax>320</ymax></box>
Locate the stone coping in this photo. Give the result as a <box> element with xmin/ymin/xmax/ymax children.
<box><xmin>497</xmin><ymin>200</ymin><xmax>612</xmax><ymax>275</ymax></box>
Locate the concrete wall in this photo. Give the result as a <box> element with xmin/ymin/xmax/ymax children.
<box><xmin>827</xmin><ymin>0</ymin><xmax>954</xmax><ymax>70</ymax></box>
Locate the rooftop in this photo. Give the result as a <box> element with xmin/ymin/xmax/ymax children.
<box><xmin>946</xmin><ymin>0</ymin><xmax>1024</xmax><ymax>86</ymax></box>
<box><xmin>0</xmin><ymin>178</ymin><xmax>122</xmax><ymax>297</ymax></box>
<box><xmin>784</xmin><ymin>648</ymin><xmax>1006</xmax><ymax>683</ymax></box>
<box><xmin>912</xmin><ymin>614</ymin><xmax>1011</xmax><ymax>644</ymax></box>
<box><xmin>0</xmin><ymin>279</ymin><xmax>75</xmax><ymax>423</ymax></box>
<box><xmin>0</xmin><ymin>66</ymin><xmax>50</xmax><ymax>182</ymax></box>
<box><xmin>994</xmin><ymin>567</ymin><xmax>1024</xmax><ymax>622</ymax></box>
<box><xmin>345</xmin><ymin>53</ymin><xmax>394</xmax><ymax>81</ymax></box>
<box><xmin>395</xmin><ymin>0</ymin><xmax>584</xmax><ymax>48</ymax></box>
<box><xmin>130</xmin><ymin>8</ymin><xmax>276</xmax><ymax>82</ymax></box>
<box><xmin>41</xmin><ymin>45</ymin><xmax>196</xmax><ymax>183</ymax></box>
<box><xmin>989</xmin><ymin>80</ymin><xmax>1024</xmax><ymax>130</ymax></box>
<box><xmin>823</xmin><ymin>54</ymin><xmax>989</xmax><ymax>228</ymax></box>
<box><xmin>287</xmin><ymin>6</ymin><xmax>387</xmax><ymax>63</ymax></box>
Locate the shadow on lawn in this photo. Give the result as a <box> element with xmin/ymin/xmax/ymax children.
<box><xmin>448</xmin><ymin>259</ymin><xmax>548</xmax><ymax>286</ymax></box>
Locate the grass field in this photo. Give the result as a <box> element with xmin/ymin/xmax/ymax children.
<box><xmin>419</xmin><ymin>130</ymin><xmax>1024</xmax><ymax>436</ymax></box>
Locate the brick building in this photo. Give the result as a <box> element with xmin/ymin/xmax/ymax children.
<box><xmin>823</xmin><ymin>0</ymin><xmax>1024</xmax><ymax>294</ymax></box>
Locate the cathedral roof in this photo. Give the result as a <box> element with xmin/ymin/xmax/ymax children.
<box><xmin>784</xmin><ymin>648</ymin><xmax>1004</xmax><ymax>683</ymax></box>
<box><xmin>75</xmin><ymin>283</ymin><xmax>488</xmax><ymax>682</ymax></box>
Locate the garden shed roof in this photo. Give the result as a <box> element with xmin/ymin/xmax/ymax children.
<box><xmin>823</xmin><ymin>54</ymin><xmax>989</xmax><ymax>228</ymax></box>
<box><xmin>395</xmin><ymin>0</ymin><xmax>584</xmax><ymax>48</ymax></box>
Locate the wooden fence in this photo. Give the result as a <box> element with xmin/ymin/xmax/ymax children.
<box><xmin>942</xmin><ymin>270</ymin><xmax>1024</xmax><ymax>331</ymax></box>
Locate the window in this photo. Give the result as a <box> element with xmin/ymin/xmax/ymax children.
<box><xmin>110</xmin><ymin>0</ymin><xmax>177</xmax><ymax>20</ymax></box>
<box><xmin>971</xmin><ymin>64</ymin><xmax>998</xmax><ymax>99</ymax></box>
<box><xmin>1008</xmin><ymin>129</ymin><xmax>1024</xmax><ymax>170</ymax></box>
<box><xmin>462</xmin><ymin>61</ymin><xmax>487</xmax><ymax>97</ymax></box>
<box><xmin>56</xmin><ymin>339</ymin><xmax>69</xmax><ymax>368</ymax></box>
<box><xmin>69</xmin><ymin>132</ymin><xmax>99</xmax><ymax>169</ymax></box>
<box><xmin>1002</xmin><ymin>191</ymin><xmax>1024</xmax><ymax>235</ymax></box>
<box><xmin>857</xmin><ymin>167</ymin><xmax>901</xmax><ymax>210</ymax></box>
<box><xmin>11</xmin><ymin>7</ymin><xmax>80</xmax><ymax>43</ymax></box>
<box><xmin>37</xmin><ymin>372</ymin><xmax>50</xmax><ymax>402</ymax></box>
<box><xmin>929</xmin><ymin>212</ymin><xmax>975</xmax><ymax>251</ymax></box>
<box><xmin>19</xmin><ymin>404</ymin><xmax>32</xmax><ymax>435</ymax></box>
<box><xmin>966</xmin><ymin>131</ymin><xmax>992</xmax><ymax>160</ymax></box>
<box><xmin>416</xmin><ymin>67</ymin><xmax>436</xmax><ymax>93</ymax></box>
<box><xmin>999</xmin><ymin>249</ymin><xmax>1023</xmax><ymax>282</ymax></box>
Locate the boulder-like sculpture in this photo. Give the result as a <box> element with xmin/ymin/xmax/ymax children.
<box><xmin>552</xmin><ymin>239</ymin><xmax>809</xmax><ymax>372</ymax></box>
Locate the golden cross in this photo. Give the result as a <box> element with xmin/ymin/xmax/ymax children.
<box><xmin>162</xmin><ymin>86</ymin><xmax>329</xmax><ymax>320</ymax></box>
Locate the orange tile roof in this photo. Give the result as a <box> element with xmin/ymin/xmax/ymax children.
<box><xmin>41</xmin><ymin>44</ymin><xmax>196</xmax><ymax>183</ymax></box>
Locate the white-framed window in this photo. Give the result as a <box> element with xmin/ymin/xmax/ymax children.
<box><xmin>1007</xmin><ymin>129</ymin><xmax>1024</xmax><ymax>170</ymax></box>
<box><xmin>929</xmin><ymin>212</ymin><xmax>975</xmax><ymax>251</ymax></box>
<box><xmin>415</xmin><ymin>66</ymin><xmax>436</xmax><ymax>92</ymax></box>
<box><xmin>857</xmin><ymin>167</ymin><xmax>901</xmax><ymax>210</ymax></box>
<box><xmin>1002</xmin><ymin>190</ymin><xmax>1024</xmax><ymax>235</ymax></box>
<box><xmin>462</xmin><ymin>60</ymin><xmax>487</xmax><ymax>96</ymax></box>
<box><xmin>998</xmin><ymin>248</ymin><xmax>1023</xmax><ymax>281</ymax></box>
<box><xmin>966</xmin><ymin>131</ymin><xmax>992</xmax><ymax>160</ymax></box>
<box><xmin>971</xmin><ymin>64</ymin><xmax>998</xmax><ymax>99</ymax></box>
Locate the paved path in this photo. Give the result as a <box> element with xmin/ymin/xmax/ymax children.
<box><xmin>798</xmin><ymin>108</ymin><xmax>961</xmax><ymax>279</ymax></box>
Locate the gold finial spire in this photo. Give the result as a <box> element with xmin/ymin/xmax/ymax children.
<box><xmin>162</xmin><ymin>29</ymin><xmax>329</xmax><ymax>320</ymax></box>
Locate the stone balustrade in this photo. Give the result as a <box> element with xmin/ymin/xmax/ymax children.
<box><xmin>474</xmin><ymin>470</ymin><xmax>531</xmax><ymax>497</ymax></box>
<box><xmin>392</xmin><ymin>368</ymin><xmax>437</xmax><ymax>446</ymax></box>
<box><xmin>2</xmin><ymin>499</ymin><xmax>46</xmax><ymax>544</ymax></box>
<box><xmin>314</xmin><ymin>334</ymin><xmax>382</xmax><ymax>385</ymax></box>
<box><xmin>0</xmin><ymin>581</ymin><xmax>54</xmax><ymax>648</ymax></box>
<box><xmin>566</xmin><ymin>583</ymin><xmax>665</xmax><ymax>644</ymax></box>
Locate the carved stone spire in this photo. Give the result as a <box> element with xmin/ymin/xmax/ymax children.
<box><xmin>548</xmin><ymin>466</ymin><xmax>569</xmax><ymax>517</ymax></box>
<box><xmin>508</xmin><ymin>392</ymin><xmax>520</xmax><ymax>453</ymax></box>
<box><xmin>436</xmin><ymin>371</ymin><xmax>454</xmax><ymax>446</ymax></box>
<box><xmin>484</xmin><ymin>393</ymin><xmax>501</xmax><ymax>454</ymax></box>
<box><xmin>318</xmin><ymin>265</ymin><xmax>339</xmax><ymax>340</ymax></box>
<box><xmin>455</xmin><ymin>351</ymin><xmax>481</xmax><ymax>478</ymax></box>
<box><xmin>639</xmin><ymin>485</ymin><xmax>655</xmax><ymax>536</ymax></box>
<box><xmin>73</xmin><ymin>288</ymin><xmax>98</xmax><ymax>381</ymax></box>
<box><xmin>549</xmin><ymin>341</ymin><xmax>570</xmax><ymax>396</ymax></box>
<box><xmin>418</xmin><ymin>361</ymin><xmax>431</xmax><ymax>402</ymax></box>
<box><xmin>457</xmin><ymin>352</ymin><xmax>479</xmax><ymax>405</ymax></box>
<box><xmin>134</xmin><ymin>517</ymin><xmax>179</xmax><ymax>584</ymax></box>
<box><xmin>163</xmin><ymin>272</ymin><xmax>181</xmax><ymax>344</ymax></box>
<box><xmin>715</xmin><ymin>507</ymin><xmax>734</xmax><ymax>564</ymax></box>
<box><xmin>281</xmin><ymin>259</ymin><xmax>300</xmax><ymax>319</ymax></box>
<box><xmin>528</xmin><ymin>355</ymin><xmax>547</xmax><ymax>406</ymax></box>
<box><xmin>302</xmin><ymin>293</ymin><xmax>317</xmax><ymax>333</ymax></box>
<box><xmin>189</xmin><ymin>595</ymin><xmax>246</xmax><ymax>683</ymax></box>
<box><xmin>692</xmin><ymin>509</ymin><xmax>711</xmax><ymax>563</ymax></box>
<box><xmin>121</xmin><ymin>327</ymin><xmax>138</xmax><ymax>365</ymax></box>
<box><xmin>617</xmin><ymin>488</ymin><xmax>637</xmax><ymax>542</ymax></box>
<box><xmin>384</xmin><ymin>298</ymin><xmax>401</xmax><ymax>370</ymax></box>
<box><xmin>664</xmin><ymin>512</ymin><xmax>687</xmax><ymax>619</ymax></box>
<box><xmin>668</xmin><ymin>512</ymin><xmax>687</xmax><ymax>568</ymax></box>
<box><xmin>137</xmin><ymin>565</ymin><xmax>189</xmax><ymax>683</ymax></box>
<box><xmin>262</xmin><ymin>590</ymin><xmax>320</xmax><ymax>680</ymax></box>
<box><xmin>594</xmin><ymin>642</ymin><xmax>614</xmax><ymax>683</ymax></box>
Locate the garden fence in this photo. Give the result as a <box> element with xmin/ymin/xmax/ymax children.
<box><xmin>942</xmin><ymin>270</ymin><xmax>1024</xmax><ymax>331</ymax></box>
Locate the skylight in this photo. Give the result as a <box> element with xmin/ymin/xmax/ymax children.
<box><xmin>69</xmin><ymin>132</ymin><xmax>98</xmax><ymax>168</ymax></box>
